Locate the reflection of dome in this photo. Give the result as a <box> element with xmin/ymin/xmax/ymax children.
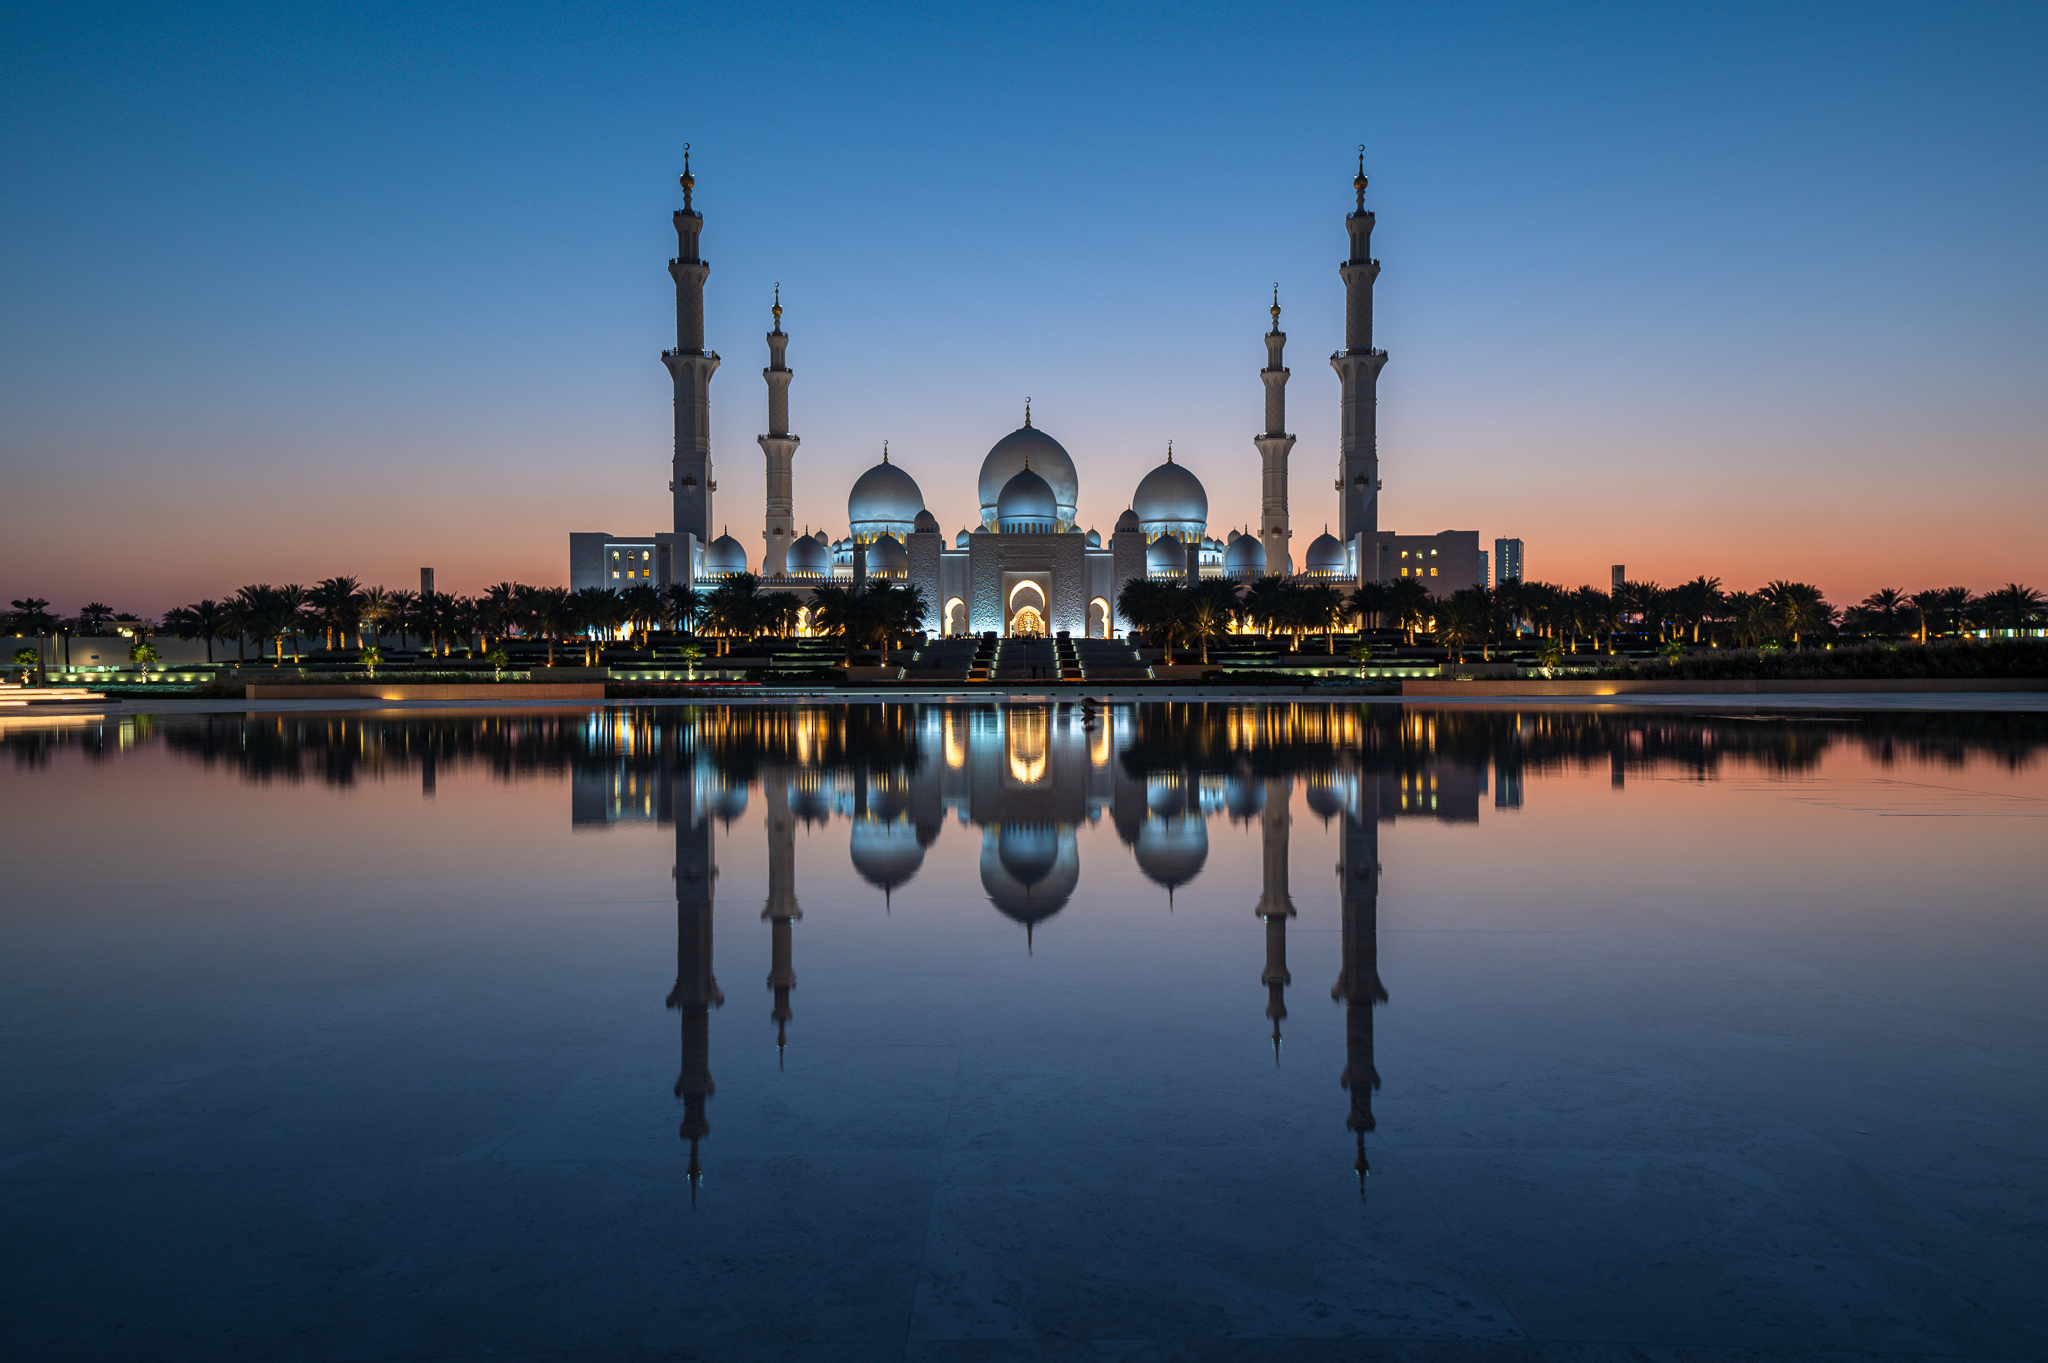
<box><xmin>789</xmin><ymin>780</ymin><xmax>832</xmax><ymax>825</ymax></box>
<box><xmin>913</xmin><ymin>509</ymin><xmax>941</xmax><ymax>535</ymax></box>
<box><xmin>1134</xmin><ymin>814</ymin><xmax>1208</xmax><ymax>890</ymax></box>
<box><xmin>867</xmin><ymin>535</ymin><xmax>909</xmax><ymax>577</ymax></box>
<box><xmin>1225</xmin><ymin>534</ymin><xmax>1266</xmax><ymax>577</ymax></box>
<box><xmin>1305</xmin><ymin>772</ymin><xmax>1343</xmax><ymax>822</ymax></box>
<box><xmin>1114</xmin><ymin>508</ymin><xmax>1141</xmax><ymax>535</ymax></box>
<box><xmin>786</xmin><ymin>534</ymin><xmax>830</xmax><ymax>578</ymax></box>
<box><xmin>1224</xmin><ymin>774</ymin><xmax>1266</xmax><ymax>822</ymax></box>
<box><xmin>1132</xmin><ymin>457</ymin><xmax>1207</xmax><ymax>540</ymax></box>
<box><xmin>1305</xmin><ymin>531</ymin><xmax>1346</xmax><ymax>575</ymax></box>
<box><xmin>1086</xmin><ymin>528</ymin><xmax>1102</xmax><ymax>548</ymax></box>
<box><xmin>979</xmin><ymin>824</ymin><xmax>1080</xmax><ymax>928</ymax></box>
<box><xmin>709</xmin><ymin>779</ymin><xmax>749</xmax><ymax>823</ymax></box>
<box><xmin>1146</xmin><ymin>537</ymin><xmax>1185</xmax><ymax>576</ymax></box>
<box><xmin>850</xmin><ymin>818</ymin><xmax>925</xmax><ymax>892</ymax></box>
<box><xmin>849</xmin><ymin>457</ymin><xmax>925</xmax><ymax>540</ymax></box>
<box><xmin>996</xmin><ymin>466</ymin><xmax>1059</xmax><ymax>533</ymax></box>
<box><xmin>705</xmin><ymin>532</ymin><xmax>748</xmax><ymax>577</ymax></box>
<box><xmin>979</xmin><ymin>426</ymin><xmax>1078</xmax><ymax>528</ymax></box>
<box><xmin>1146</xmin><ymin>774</ymin><xmax>1191</xmax><ymax>817</ymax></box>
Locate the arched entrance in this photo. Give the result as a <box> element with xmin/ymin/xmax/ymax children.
<box><xmin>1088</xmin><ymin>597</ymin><xmax>1110</xmax><ymax>639</ymax></box>
<box><xmin>1007</xmin><ymin>581</ymin><xmax>1048</xmax><ymax>637</ymax></box>
<box><xmin>943</xmin><ymin>596</ymin><xmax>968</xmax><ymax>637</ymax></box>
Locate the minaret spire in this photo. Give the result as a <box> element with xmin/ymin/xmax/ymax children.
<box><xmin>1331</xmin><ymin>147</ymin><xmax>1388</xmax><ymax>568</ymax></box>
<box><xmin>668</xmin><ymin>746</ymin><xmax>724</xmax><ymax>1205</ymax></box>
<box><xmin>664</xmin><ymin>146</ymin><xmax>721</xmax><ymax>550</ymax></box>
<box><xmin>758</xmin><ymin>284</ymin><xmax>800</xmax><ymax>577</ymax></box>
<box><xmin>1256</xmin><ymin>284</ymin><xmax>1296</xmax><ymax>576</ymax></box>
<box><xmin>762</xmin><ymin>771</ymin><xmax>801</xmax><ymax>1063</ymax></box>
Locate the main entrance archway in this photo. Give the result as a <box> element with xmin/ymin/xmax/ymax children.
<box><xmin>1009</xmin><ymin>605</ymin><xmax>1046</xmax><ymax>637</ymax></box>
<box><xmin>1006</xmin><ymin>579</ymin><xmax>1048</xmax><ymax>637</ymax></box>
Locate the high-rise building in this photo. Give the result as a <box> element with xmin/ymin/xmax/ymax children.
<box><xmin>1611</xmin><ymin>565</ymin><xmax>1626</xmax><ymax>592</ymax></box>
<box><xmin>1495</xmin><ymin>538</ymin><xmax>1524</xmax><ymax>585</ymax></box>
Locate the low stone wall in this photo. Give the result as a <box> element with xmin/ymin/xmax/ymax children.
<box><xmin>1402</xmin><ymin>677</ymin><xmax>2048</xmax><ymax>697</ymax></box>
<box><xmin>245</xmin><ymin>683</ymin><xmax>606</xmax><ymax>701</ymax></box>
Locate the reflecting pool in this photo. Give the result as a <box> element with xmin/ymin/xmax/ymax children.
<box><xmin>5</xmin><ymin>702</ymin><xmax>2048</xmax><ymax>1360</ymax></box>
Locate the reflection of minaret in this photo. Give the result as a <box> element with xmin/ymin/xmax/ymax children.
<box><xmin>666</xmin><ymin>763</ymin><xmax>723</xmax><ymax>1201</ymax></box>
<box><xmin>762</xmin><ymin>772</ymin><xmax>800</xmax><ymax>1061</ymax></box>
<box><xmin>1330</xmin><ymin>778</ymin><xmax>1386</xmax><ymax>1194</ymax></box>
<box><xmin>1255</xmin><ymin>776</ymin><xmax>1295</xmax><ymax>1060</ymax></box>
<box><xmin>757</xmin><ymin>286</ymin><xmax>800</xmax><ymax>577</ymax></box>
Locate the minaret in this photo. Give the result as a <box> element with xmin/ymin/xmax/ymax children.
<box><xmin>758</xmin><ymin>286</ymin><xmax>800</xmax><ymax>577</ymax></box>
<box><xmin>667</xmin><ymin>754</ymin><xmax>723</xmax><ymax>1202</ymax></box>
<box><xmin>1330</xmin><ymin>149</ymin><xmax>1388</xmax><ymax>561</ymax></box>
<box><xmin>663</xmin><ymin>147</ymin><xmax>720</xmax><ymax>545</ymax></box>
<box><xmin>1255</xmin><ymin>775</ymin><xmax>1295</xmax><ymax>1059</ymax></box>
<box><xmin>1256</xmin><ymin>287</ymin><xmax>1296</xmax><ymax>577</ymax></box>
<box><xmin>762</xmin><ymin>770</ymin><xmax>800</xmax><ymax>1060</ymax></box>
<box><xmin>1330</xmin><ymin>772</ymin><xmax>1387</xmax><ymax>1196</ymax></box>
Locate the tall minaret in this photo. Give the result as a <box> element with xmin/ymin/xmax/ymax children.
<box><xmin>1330</xmin><ymin>149</ymin><xmax>1388</xmax><ymax>561</ymax></box>
<box><xmin>758</xmin><ymin>286</ymin><xmax>800</xmax><ymax>577</ymax></box>
<box><xmin>1256</xmin><ymin>287</ymin><xmax>1295</xmax><ymax>577</ymax></box>
<box><xmin>1255</xmin><ymin>775</ymin><xmax>1296</xmax><ymax>1059</ymax></box>
<box><xmin>664</xmin><ymin>147</ymin><xmax>720</xmax><ymax>545</ymax></box>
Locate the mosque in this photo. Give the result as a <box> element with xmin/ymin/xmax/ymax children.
<box><xmin>569</xmin><ymin>150</ymin><xmax>1483</xmax><ymax>636</ymax></box>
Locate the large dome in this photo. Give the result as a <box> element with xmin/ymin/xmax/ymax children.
<box><xmin>1304</xmin><ymin>531</ymin><xmax>1347</xmax><ymax>576</ymax></box>
<box><xmin>849</xmin><ymin>456</ymin><xmax>924</xmax><ymax>541</ymax></box>
<box><xmin>979</xmin><ymin>426</ymin><xmax>1078</xmax><ymax>529</ymax></box>
<box><xmin>1224</xmin><ymin>534</ymin><xmax>1266</xmax><ymax>577</ymax></box>
<box><xmin>786</xmin><ymin>533</ymin><xmax>830</xmax><ymax>578</ymax></box>
<box><xmin>979</xmin><ymin>823</ymin><xmax>1080</xmax><ymax>929</ymax></box>
<box><xmin>1132</xmin><ymin>456</ymin><xmax>1207</xmax><ymax>541</ymax></box>
<box><xmin>704</xmin><ymin>532</ymin><xmax>749</xmax><ymax>577</ymax></box>
<box><xmin>996</xmin><ymin>466</ymin><xmax>1058</xmax><ymax>533</ymax></box>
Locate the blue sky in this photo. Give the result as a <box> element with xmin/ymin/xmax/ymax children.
<box><xmin>3</xmin><ymin>1</ymin><xmax>2043</xmax><ymax>609</ymax></box>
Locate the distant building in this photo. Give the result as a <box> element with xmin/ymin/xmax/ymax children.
<box><xmin>1376</xmin><ymin>530</ymin><xmax>1485</xmax><ymax>595</ymax></box>
<box><xmin>1611</xmin><ymin>564</ymin><xmax>1626</xmax><ymax>592</ymax></box>
<box><xmin>1495</xmin><ymin>538</ymin><xmax>1523</xmax><ymax>584</ymax></box>
<box><xmin>1477</xmin><ymin>549</ymin><xmax>1489</xmax><ymax>589</ymax></box>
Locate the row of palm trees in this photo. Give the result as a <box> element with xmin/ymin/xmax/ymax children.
<box><xmin>145</xmin><ymin>575</ymin><xmax>933</xmax><ymax>669</ymax></box>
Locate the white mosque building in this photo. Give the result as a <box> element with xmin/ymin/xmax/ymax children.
<box><xmin>569</xmin><ymin>151</ymin><xmax>1483</xmax><ymax>637</ymax></box>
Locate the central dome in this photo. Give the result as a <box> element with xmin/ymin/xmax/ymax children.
<box><xmin>996</xmin><ymin>465</ymin><xmax>1059</xmax><ymax>533</ymax></box>
<box><xmin>849</xmin><ymin>456</ymin><xmax>924</xmax><ymax>541</ymax></box>
<box><xmin>979</xmin><ymin>426</ymin><xmax>1078</xmax><ymax>529</ymax></box>
<box><xmin>1132</xmin><ymin>456</ymin><xmax>1207</xmax><ymax>541</ymax></box>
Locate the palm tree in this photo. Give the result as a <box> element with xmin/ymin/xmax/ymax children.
<box><xmin>1384</xmin><ymin>577</ymin><xmax>1433</xmax><ymax>646</ymax></box>
<box><xmin>530</xmin><ymin>587</ymin><xmax>570</xmax><ymax>666</ymax></box>
<box><xmin>661</xmin><ymin>582</ymin><xmax>700</xmax><ymax>635</ymax></box>
<box><xmin>1672</xmin><ymin>576</ymin><xmax>1724</xmax><ymax>643</ymax></box>
<box><xmin>478</xmin><ymin>582</ymin><xmax>518</xmax><ymax>650</ymax></box>
<box><xmin>1241</xmin><ymin>576</ymin><xmax>1291</xmax><ymax>645</ymax></box>
<box><xmin>1760</xmin><ymin>580</ymin><xmax>1832</xmax><ymax>649</ymax></box>
<box><xmin>1300</xmin><ymin>582</ymin><xmax>1348</xmax><ymax>653</ymax></box>
<box><xmin>357</xmin><ymin>586</ymin><xmax>393</xmax><ymax>649</ymax></box>
<box><xmin>1567</xmin><ymin>585</ymin><xmax>1612</xmax><ymax>652</ymax></box>
<box><xmin>1433</xmin><ymin>588</ymin><xmax>1492</xmax><ymax>663</ymax></box>
<box><xmin>1980</xmin><ymin>583</ymin><xmax>2044</xmax><ymax>634</ymax></box>
<box><xmin>1346</xmin><ymin>581</ymin><xmax>1389</xmax><ymax>633</ymax></box>
<box><xmin>307</xmin><ymin>576</ymin><xmax>362</xmax><ymax>652</ymax></box>
<box><xmin>76</xmin><ymin>602</ymin><xmax>116</xmax><ymax>634</ymax></box>
<box><xmin>619</xmin><ymin>583</ymin><xmax>665</xmax><ymax>646</ymax></box>
<box><xmin>1915</xmin><ymin>586</ymin><xmax>1974</xmax><ymax>641</ymax></box>
<box><xmin>164</xmin><ymin>599</ymin><xmax>231</xmax><ymax>662</ymax></box>
<box><xmin>755</xmin><ymin>588</ymin><xmax>803</xmax><ymax>641</ymax></box>
<box><xmin>382</xmin><ymin>590</ymin><xmax>419</xmax><ymax>650</ymax></box>
<box><xmin>808</xmin><ymin>583</ymin><xmax>866</xmax><ymax>665</ymax></box>
<box><xmin>568</xmin><ymin>587</ymin><xmax>624</xmax><ymax>665</ymax></box>
<box><xmin>1858</xmin><ymin>587</ymin><xmax>1908</xmax><ymax>637</ymax></box>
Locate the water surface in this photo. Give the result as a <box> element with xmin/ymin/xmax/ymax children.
<box><xmin>5</xmin><ymin>703</ymin><xmax>2047</xmax><ymax>1360</ymax></box>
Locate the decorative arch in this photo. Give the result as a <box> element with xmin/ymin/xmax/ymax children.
<box><xmin>1087</xmin><ymin>597</ymin><xmax>1111</xmax><ymax>639</ymax></box>
<box><xmin>943</xmin><ymin>596</ymin><xmax>968</xmax><ymax>637</ymax></box>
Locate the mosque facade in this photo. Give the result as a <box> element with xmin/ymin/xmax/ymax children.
<box><xmin>569</xmin><ymin>151</ymin><xmax>1482</xmax><ymax>635</ymax></box>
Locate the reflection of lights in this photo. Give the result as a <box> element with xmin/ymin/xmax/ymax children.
<box><xmin>944</xmin><ymin>711</ymin><xmax>968</xmax><ymax>768</ymax></box>
<box><xmin>1006</xmin><ymin>708</ymin><xmax>1049</xmax><ymax>784</ymax></box>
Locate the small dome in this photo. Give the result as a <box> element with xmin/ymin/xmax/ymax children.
<box><xmin>848</xmin><ymin>457</ymin><xmax>925</xmax><ymax>540</ymax></box>
<box><xmin>912</xmin><ymin>509</ymin><xmax>941</xmax><ymax>534</ymax></box>
<box><xmin>704</xmin><ymin>532</ymin><xmax>748</xmax><ymax>577</ymax></box>
<box><xmin>1305</xmin><ymin>531</ymin><xmax>1347</xmax><ymax>575</ymax></box>
<box><xmin>979</xmin><ymin>426</ymin><xmax>1078</xmax><ymax>528</ymax></box>
<box><xmin>955</xmin><ymin>528</ymin><xmax>971</xmax><ymax>548</ymax></box>
<box><xmin>1226</xmin><ymin>529</ymin><xmax>1244</xmax><ymax>544</ymax></box>
<box><xmin>996</xmin><ymin>465</ymin><xmax>1059</xmax><ymax>533</ymax></box>
<box><xmin>1085</xmin><ymin>528</ymin><xmax>1101</xmax><ymax>548</ymax></box>
<box><xmin>1132</xmin><ymin>456</ymin><xmax>1207</xmax><ymax>540</ymax></box>
<box><xmin>1146</xmin><ymin>537</ymin><xmax>1185</xmax><ymax>576</ymax></box>
<box><xmin>786</xmin><ymin>534</ymin><xmax>830</xmax><ymax>578</ymax></box>
<box><xmin>1225</xmin><ymin>535</ymin><xmax>1266</xmax><ymax>577</ymax></box>
<box><xmin>1134</xmin><ymin>814</ymin><xmax>1208</xmax><ymax>891</ymax></box>
<box><xmin>850</xmin><ymin>818</ymin><xmax>925</xmax><ymax>892</ymax></box>
<box><xmin>1114</xmin><ymin>508</ymin><xmax>1141</xmax><ymax>535</ymax></box>
<box><xmin>867</xmin><ymin>536</ymin><xmax>909</xmax><ymax>576</ymax></box>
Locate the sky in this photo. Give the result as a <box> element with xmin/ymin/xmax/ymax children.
<box><xmin>2</xmin><ymin>1</ymin><xmax>2044</xmax><ymax>616</ymax></box>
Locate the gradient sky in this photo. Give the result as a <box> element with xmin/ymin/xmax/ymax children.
<box><xmin>3</xmin><ymin>2</ymin><xmax>2044</xmax><ymax>616</ymax></box>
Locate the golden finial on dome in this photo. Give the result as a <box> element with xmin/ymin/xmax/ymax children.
<box><xmin>1354</xmin><ymin>146</ymin><xmax>1367</xmax><ymax>209</ymax></box>
<box><xmin>680</xmin><ymin>144</ymin><xmax>695</xmax><ymax>208</ymax></box>
<box><xmin>771</xmin><ymin>281</ymin><xmax>781</xmax><ymax>326</ymax></box>
<box><xmin>1167</xmin><ymin>439</ymin><xmax>1174</xmax><ymax>464</ymax></box>
<box><xmin>882</xmin><ymin>440</ymin><xmax>889</xmax><ymax>464</ymax></box>
<box><xmin>1024</xmin><ymin>396</ymin><xmax>1032</xmax><ymax>428</ymax></box>
<box><xmin>1271</xmin><ymin>283</ymin><xmax>1282</xmax><ymax>328</ymax></box>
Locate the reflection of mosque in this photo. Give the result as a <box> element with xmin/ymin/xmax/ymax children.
<box><xmin>562</xmin><ymin>703</ymin><xmax>1492</xmax><ymax>1198</ymax></box>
